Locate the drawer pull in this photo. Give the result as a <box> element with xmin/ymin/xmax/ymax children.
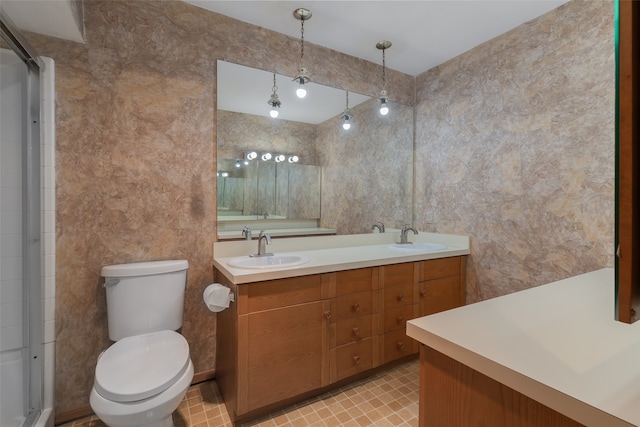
<box><xmin>397</xmin><ymin>341</ymin><xmax>405</xmax><ymax>350</ymax></box>
<box><xmin>352</xmin><ymin>327</ymin><xmax>360</xmax><ymax>336</ymax></box>
<box><xmin>353</xmin><ymin>355</ymin><xmax>361</xmax><ymax>364</ymax></box>
<box><xmin>397</xmin><ymin>316</ymin><xmax>404</xmax><ymax>324</ymax></box>
<box><xmin>352</xmin><ymin>303</ymin><xmax>360</xmax><ymax>312</ymax></box>
<box><xmin>397</xmin><ymin>294</ymin><xmax>405</xmax><ymax>302</ymax></box>
<box><xmin>324</xmin><ymin>311</ymin><xmax>332</xmax><ymax>319</ymax></box>
<box><xmin>420</xmin><ymin>291</ymin><xmax>427</xmax><ymax>297</ymax></box>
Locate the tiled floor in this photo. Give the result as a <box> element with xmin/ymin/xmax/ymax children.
<box><xmin>60</xmin><ymin>359</ymin><xmax>419</xmax><ymax>427</ymax></box>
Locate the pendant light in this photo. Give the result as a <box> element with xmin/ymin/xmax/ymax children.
<box><xmin>376</xmin><ymin>40</ymin><xmax>392</xmax><ymax>116</ymax></box>
<box><xmin>341</xmin><ymin>91</ymin><xmax>352</xmax><ymax>130</ymax></box>
<box><xmin>267</xmin><ymin>72</ymin><xmax>281</xmax><ymax>118</ymax></box>
<box><xmin>292</xmin><ymin>8</ymin><xmax>312</xmax><ymax>98</ymax></box>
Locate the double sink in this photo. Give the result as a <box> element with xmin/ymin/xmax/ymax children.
<box><xmin>227</xmin><ymin>242</ymin><xmax>447</xmax><ymax>270</ymax></box>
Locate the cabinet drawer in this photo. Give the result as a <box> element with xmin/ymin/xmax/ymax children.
<box><xmin>383</xmin><ymin>283</ymin><xmax>414</xmax><ymax>309</ymax></box>
<box><xmin>335</xmin><ymin>291</ymin><xmax>373</xmax><ymax>321</ymax></box>
<box><xmin>383</xmin><ymin>304</ymin><xmax>416</xmax><ymax>333</ymax></box>
<box><xmin>335</xmin><ymin>268</ymin><xmax>376</xmax><ymax>296</ymax></box>
<box><xmin>419</xmin><ymin>275</ymin><xmax>463</xmax><ymax>316</ymax></box>
<box><xmin>335</xmin><ymin>315</ymin><xmax>373</xmax><ymax>346</ymax></box>
<box><xmin>383</xmin><ymin>329</ymin><xmax>418</xmax><ymax>364</ymax></box>
<box><xmin>422</xmin><ymin>257</ymin><xmax>460</xmax><ymax>281</ymax></box>
<box><xmin>381</xmin><ymin>263</ymin><xmax>416</xmax><ymax>287</ymax></box>
<box><xmin>335</xmin><ymin>338</ymin><xmax>373</xmax><ymax>381</ymax></box>
<box><xmin>242</xmin><ymin>275</ymin><xmax>323</xmax><ymax>314</ymax></box>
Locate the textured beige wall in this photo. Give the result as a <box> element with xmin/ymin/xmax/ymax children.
<box><xmin>26</xmin><ymin>0</ymin><xmax>413</xmax><ymax>418</ymax></box>
<box><xmin>414</xmin><ymin>1</ymin><xmax>615</xmax><ymax>302</ymax></box>
<box><xmin>318</xmin><ymin>98</ymin><xmax>414</xmax><ymax>234</ymax></box>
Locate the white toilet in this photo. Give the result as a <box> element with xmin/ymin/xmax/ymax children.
<box><xmin>90</xmin><ymin>260</ymin><xmax>194</xmax><ymax>427</ymax></box>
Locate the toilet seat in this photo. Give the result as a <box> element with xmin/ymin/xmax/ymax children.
<box><xmin>94</xmin><ymin>330</ymin><xmax>190</xmax><ymax>403</ymax></box>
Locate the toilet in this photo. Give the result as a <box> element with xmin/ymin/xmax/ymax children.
<box><xmin>90</xmin><ymin>260</ymin><xmax>194</xmax><ymax>427</ymax></box>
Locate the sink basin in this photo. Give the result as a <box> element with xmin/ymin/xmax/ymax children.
<box><xmin>227</xmin><ymin>253</ymin><xmax>310</xmax><ymax>269</ymax></box>
<box><xmin>388</xmin><ymin>242</ymin><xmax>447</xmax><ymax>252</ymax></box>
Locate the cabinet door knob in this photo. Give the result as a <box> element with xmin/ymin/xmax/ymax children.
<box><xmin>324</xmin><ymin>311</ymin><xmax>332</xmax><ymax>319</ymax></box>
<box><xmin>353</xmin><ymin>355</ymin><xmax>361</xmax><ymax>364</ymax></box>
<box><xmin>397</xmin><ymin>294</ymin><xmax>405</xmax><ymax>302</ymax></box>
<box><xmin>397</xmin><ymin>341</ymin><xmax>405</xmax><ymax>350</ymax></box>
<box><xmin>397</xmin><ymin>316</ymin><xmax>404</xmax><ymax>324</ymax></box>
<box><xmin>420</xmin><ymin>291</ymin><xmax>427</xmax><ymax>297</ymax></box>
<box><xmin>352</xmin><ymin>327</ymin><xmax>360</xmax><ymax>336</ymax></box>
<box><xmin>352</xmin><ymin>303</ymin><xmax>360</xmax><ymax>312</ymax></box>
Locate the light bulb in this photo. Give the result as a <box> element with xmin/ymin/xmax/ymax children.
<box><xmin>275</xmin><ymin>155</ymin><xmax>285</xmax><ymax>162</ymax></box>
<box><xmin>342</xmin><ymin>121</ymin><xmax>351</xmax><ymax>130</ymax></box>
<box><xmin>288</xmin><ymin>155</ymin><xmax>299</xmax><ymax>163</ymax></box>
<box><xmin>261</xmin><ymin>153</ymin><xmax>272</xmax><ymax>161</ymax></box>
<box><xmin>380</xmin><ymin>102</ymin><xmax>389</xmax><ymax>116</ymax></box>
<box><xmin>270</xmin><ymin>108</ymin><xmax>279</xmax><ymax>118</ymax></box>
<box><xmin>296</xmin><ymin>86</ymin><xmax>307</xmax><ymax>98</ymax></box>
<box><xmin>246</xmin><ymin>151</ymin><xmax>257</xmax><ymax>160</ymax></box>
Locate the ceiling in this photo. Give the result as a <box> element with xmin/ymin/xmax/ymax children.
<box><xmin>186</xmin><ymin>0</ymin><xmax>569</xmax><ymax>76</ymax></box>
<box><xmin>1</xmin><ymin>1</ymin><xmax>569</xmax><ymax>76</ymax></box>
<box><xmin>1</xmin><ymin>0</ymin><xmax>570</xmax><ymax>124</ymax></box>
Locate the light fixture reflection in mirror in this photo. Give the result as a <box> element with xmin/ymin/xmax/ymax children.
<box><xmin>267</xmin><ymin>72</ymin><xmax>281</xmax><ymax>118</ymax></box>
<box><xmin>342</xmin><ymin>91</ymin><xmax>352</xmax><ymax>130</ymax></box>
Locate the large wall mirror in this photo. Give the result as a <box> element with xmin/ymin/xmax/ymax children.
<box><xmin>216</xmin><ymin>60</ymin><xmax>414</xmax><ymax>237</ymax></box>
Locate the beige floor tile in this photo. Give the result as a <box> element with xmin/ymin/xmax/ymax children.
<box><xmin>60</xmin><ymin>359</ymin><xmax>419</xmax><ymax>427</ymax></box>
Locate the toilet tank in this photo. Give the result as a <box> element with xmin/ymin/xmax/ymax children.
<box><xmin>101</xmin><ymin>260</ymin><xmax>189</xmax><ymax>341</ymax></box>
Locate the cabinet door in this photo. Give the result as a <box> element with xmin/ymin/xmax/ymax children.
<box><xmin>242</xmin><ymin>300</ymin><xmax>330</xmax><ymax>412</ymax></box>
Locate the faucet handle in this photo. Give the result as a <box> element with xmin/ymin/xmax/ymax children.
<box><xmin>242</xmin><ymin>226</ymin><xmax>252</xmax><ymax>240</ymax></box>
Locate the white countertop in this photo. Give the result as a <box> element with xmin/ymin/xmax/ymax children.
<box><xmin>407</xmin><ymin>268</ymin><xmax>640</xmax><ymax>427</ymax></box>
<box><xmin>214</xmin><ymin>232</ymin><xmax>469</xmax><ymax>284</ymax></box>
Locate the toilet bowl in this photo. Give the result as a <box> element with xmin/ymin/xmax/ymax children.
<box><xmin>90</xmin><ymin>330</ymin><xmax>193</xmax><ymax>427</ymax></box>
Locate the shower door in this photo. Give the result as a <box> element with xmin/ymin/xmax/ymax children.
<box><xmin>0</xmin><ymin>19</ymin><xmax>42</xmax><ymax>427</ymax></box>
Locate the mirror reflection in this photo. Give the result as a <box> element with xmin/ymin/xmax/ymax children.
<box><xmin>216</xmin><ymin>60</ymin><xmax>413</xmax><ymax>237</ymax></box>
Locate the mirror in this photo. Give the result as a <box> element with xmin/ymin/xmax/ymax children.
<box><xmin>217</xmin><ymin>60</ymin><xmax>414</xmax><ymax>236</ymax></box>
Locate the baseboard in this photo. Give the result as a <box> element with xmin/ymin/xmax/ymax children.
<box><xmin>192</xmin><ymin>368</ymin><xmax>216</xmax><ymax>384</ymax></box>
<box><xmin>54</xmin><ymin>405</ymin><xmax>93</xmax><ymax>425</ymax></box>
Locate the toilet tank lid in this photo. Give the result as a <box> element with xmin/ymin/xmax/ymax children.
<box><xmin>101</xmin><ymin>260</ymin><xmax>188</xmax><ymax>278</ymax></box>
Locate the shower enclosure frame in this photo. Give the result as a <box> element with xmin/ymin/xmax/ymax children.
<box><xmin>1</xmin><ymin>11</ymin><xmax>50</xmax><ymax>427</ymax></box>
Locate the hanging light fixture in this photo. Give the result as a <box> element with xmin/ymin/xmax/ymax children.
<box><xmin>341</xmin><ymin>91</ymin><xmax>352</xmax><ymax>130</ymax></box>
<box><xmin>292</xmin><ymin>8</ymin><xmax>312</xmax><ymax>98</ymax></box>
<box><xmin>267</xmin><ymin>72</ymin><xmax>281</xmax><ymax>118</ymax></box>
<box><xmin>376</xmin><ymin>40</ymin><xmax>392</xmax><ymax>116</ymax></box>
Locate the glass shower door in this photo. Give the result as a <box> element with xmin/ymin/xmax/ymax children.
<box><xmin>0</xmin><ymin>39</ymin><xmax>42</xmax><ymax>427</ymax></box>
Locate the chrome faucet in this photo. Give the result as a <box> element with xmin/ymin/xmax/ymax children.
<box><xmin>250</xmin><ymin>231</ymin><xmax>273</xmax><ymax>257</ymax></box>
<box><xmin>241</xmin><ymin>226</ymin><xmax>252</xmax><ymax>240</ymax></box>
<box><xmin>398</xmin><ymin>224</ymin><xmax>418</xmax><ymax>244</ymax></box>
<box><xmin>372</xmin><ymin>222</ymin><xmax>385</xmax><ymax>233</ymax></box>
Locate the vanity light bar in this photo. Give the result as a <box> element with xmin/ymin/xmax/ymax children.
<box><xmin>244</xmin><ymin>151</ymin><xmax>299</xmax><ymax>163</ymax></box>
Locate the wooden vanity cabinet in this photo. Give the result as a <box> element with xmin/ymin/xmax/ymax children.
<box><xmin>214</xmin><ymin>255</ymin><xmax>466</xmax><ymax>424</ymax></box>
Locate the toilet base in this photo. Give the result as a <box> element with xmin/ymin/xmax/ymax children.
<box><xmin>90</xmin><ymin>360</ymin><xmax>193</xmax><ymax>427</ymax></box>
<box><xmin>134</xmin><ymin>415</ymin><xmax>174</xmax><ymax>427</ymax></box>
